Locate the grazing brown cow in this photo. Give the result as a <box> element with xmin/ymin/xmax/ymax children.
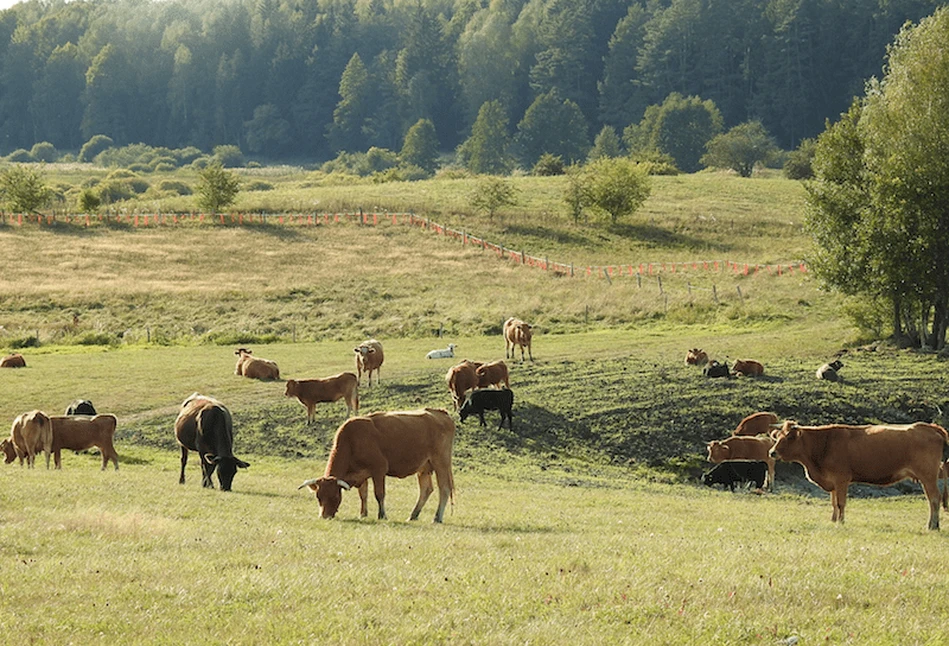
<box><xmin>0</xmin><ymin>353</ymin><xmax>26</xmax><ymax>368</ymax></box>
<box><xmin>685</xmin><ymin>348</ymin><xmax>708</xmax><ymax>366</ymax></box>
<box><xmin>285</xmin><ymin>373</ymin><xmax>359</xmax><ymax>424</ymax></box>
<box><xmin>771</xmin><ymin>420</ymin><xmax>948</xmax><ymax>529</ymax></box>
<box><xmin>47</xmin><ymin>415</ymin><xmax>119</xmax><ymax>470</ymax></box>
<box><xmin>733</xmin><ymin>411</ymin><xmax>781</xmax><ymax>437</ymax></box>
<box><xmin>446</xmin><ymin>360</ymin><xmax>482</xmax><ymax>410</ymax></box>
<box><xmin>475</xmin><ymin>360</ymin><xmax>510</xmax><ymax>389</ymax></box>
<box><xmin>503</xmin><ymin>317</ymin><xmax>533</xmax><ymax>362</ymax></box>
<box><xmin>297</xmin><ymin>408</ymin><xmax>456</xmax><ymax>522</ymax></box>
<box><xmin>175</xmin><ymin>394</ymin><xmax>249</xmax><ymax>491</ymax></box>
<box><xmin>732</xmin><ymin>359</ymin><xmax>764</xmax><ymax>377</ymax></box>
<box><xmin>707</xmin><ymin>435</ymin><xmax>776</xmax><ymax>489</ymax></box>
<box><xmin>234</xmin><ymin>348</ymin><xmax>280</xmax><ymax>380</ymax></box>
<box><xmin>6</xmin><ymin>410</ymin><xmax>52</xmax><ymax>468</ymax></box>
<box><xmin>354</xmin><ymin>339</ymin><xmax>384</xmax><ymax>387</ymax></box>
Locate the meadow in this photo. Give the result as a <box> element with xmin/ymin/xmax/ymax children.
<box><xmin>2</xmin><ymin>169</ymin><xmax>949</xmax><ymax>644</ymax></box>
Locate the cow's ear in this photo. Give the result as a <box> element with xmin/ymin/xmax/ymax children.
<box><xmin>236</xmin><ymin>459</ymin><xmax>250</xmax><ymax>469</ymax></box>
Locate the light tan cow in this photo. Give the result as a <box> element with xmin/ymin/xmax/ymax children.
<box><xmin>285</xmin><ymin>373</ymin><xmax>359</xmax><ymax>424</ymax></box>
<box><xmin>503</xmin><ymin>317</ymin><xmax>533</xmax><ymax>362</ymax></box>
<box><xmin>234</xmin><ymin>348</ymin><xmax>280</xmax><ymax>380</ymax></box>
<box><xmin>6</xmin><ymin>410</ymin><xmax>52</xmax><ymax>468</ymax></box>
<box><xmin>354</xmin><ymin>339</ymin><xmax>384</xmax><ymax>387</ymax></box>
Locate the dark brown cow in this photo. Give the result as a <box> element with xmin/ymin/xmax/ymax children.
<box><xmin>475</xmin><ymin>360</ymin><xmax>510</xmax><ymax>389</ymax></box>
<box><xmin>285</xmin><ymin>373</ymin><xmax>359</xmax><ymax>424</ymax></box>
<box><xmin>0</xmin><ymin>353</ymin><xmax>26</xmax><ymax>368</ymax></box>
<box><xmin>503</xmin><ymin>317</ymin><xmax>533</xmax><ymax>362</ymax></box>
<box><xmin>445</xmin><ymin>360</ymin><xmax>482</xmax><ymax>410</ymax></box>
<box><xmin>707</xmin><ymin>435</ymin><xmax>775</xmax><ymax>489</ymax></box>
<box><xmin>175</xmin><ymin>394</ymin><xmax>249</xmax><ymax>491</ymax></box>
<box><xmin>732</xmin><ymin>359</ymin><xmax>764</xmax><ymax>377</ymax></box>
<box><xmin>733</xmin><ymin>411</ymin><xmax>781</xmax><ymax>437</ymax></box>
<box><xmin>47</xmin><ymin>415</ymin><xmax>119</xmax><ymax>470</ymax></box>
<box><xmin>297</xmin><ymin>408</ymin><xmax>455</xmax><ymax>522</ymax></box>
<box><xmin>771</xmin><ymin>420</ymin><xmax>948</xmax><ymax>529</ymax></box>
<box><xmin>354</xmin><ymin>339</ymin><xmax>384</xmax><ymax>387</ymax></box>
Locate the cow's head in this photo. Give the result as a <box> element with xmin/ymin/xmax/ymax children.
<box><xmin>203</xmin><ymin>453</ymin><xmax>250</xmax><ymax>491</ymax></box>
<box><xmin>299</xmin><ymin>476</ymin><xmax>350</xmax><ymax>518</ymax></box>
<box><xmin>1</xmin><ymin>438</ymin><xmax>17</xmax><ymax>464</ymax></box>
<box><xmin>284</xmin><ymin>379</ymin><xmax>297</xmax><ymax>397</ymax></box>
<box><xmin>770</xmin><ymin>421</ymin><xmax>800</xmax><ymax>460</ymax></box>
<box><xmin>235</xmin><ymin>348</ymin><xmax>252</xmax><ymax>356</ymax></box>
<box><xmin>458</xmin><ymin>398</ymin><xmax>473</xmax><ymax>423</ymax></box>
<box><xmin>829</xmin><ymin>359</ymin><xmax>844</xmax><ymax>371</ymax></box>
<box><xmin>706</xmin><ymin>440</ymin><xmax>729</xmax><ymax>462</ymax></box>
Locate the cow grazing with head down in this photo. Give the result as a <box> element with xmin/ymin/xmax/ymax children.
<box><xmin>817</xmin><ymin>359</ymin><xmax>844</xmax><ymax>382</ymax></box>
<box><xmin>234</xmin><ymin>348</ymin><xmax>280</xmax><ymax>380</ymax></box>
<box><xmin>503</xmin><ymin>317</ymin><xmax>534</xmax><ymax>362</ymax></box>
<box><xmin>354</xmin><ymin>339</ymin><xmax>384</xmax><ymax>387</ymax></box>
<box><xmin>0</xmin><ymin>353</ymin><xmax>26</xmax><ymax>368</ymax></box>
<box><xmin>297</xmin><ymin>408</ymin><xmax>455</xmax><ymax>523</ymax></box>
<box><xmin>733</xmin><ymin>411</ymin><xmax>781</xmax><ymax>437</ymax></box>
<box><xmin>285</xmin><ymin>373</ymin><xmax>359</xmax><ymax>424</ymax></box>
<box><xmin>771</xmin><ymin>420</ymin><xmax>948</xmax><ymax>529</ymax></box>
<box><xmin>475</xmin><ymin>360</ymin><xmax>510</xmax><ymax>389</ymax></box>
<box><xmin>47</xmin><ymin>415</ymin><xmax>119</xmax><ymax>470</ymax></box>
<box><xmin>5</xmin><ymin>410</ymin><xmax>52</xmax><ymax>468</ymax></box>
<box><xmin>707</xmin><ymin>435</ymin><xmax>775</xmax><ymax>489</ymax></box>
<box><xmin>175</xmin><ymin>394</ymin><xmax>249</xmax><ymax>491</ymax></box>
<box><xmin>446</xmin><ymin>360</ymin><xmax>482</xmax><ymax>410</ymax></box>
<box><xmin>702</xmin><ymin>461</ymin><xmax>768</xmax><ymax>491</ymax></box>
<box><xmin>460</xmin><ymin>388</ymin><xmax>514</xmax><ymax>430</ymax></box>
<box><xmin>685</xmin><ymin>348</ymin><xmax>708</xmax><ymax>366</ymax></box>
<box><xmin>65</xmin><ymin>399</ymin><xmax>97</xmax><ymax>416</ymax></box>
<box><xmin>733</xmin><ymin>359</ymin><xmax>764</xmax><ymax>377</ymax></box>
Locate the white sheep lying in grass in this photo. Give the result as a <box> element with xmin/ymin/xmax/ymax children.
<box><xmin>426</xmin><ymin>344</ymin><xmax>456</xmax><ymax>360</ymax></box>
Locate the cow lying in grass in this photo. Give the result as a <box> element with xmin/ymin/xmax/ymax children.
<box><xmin>426</xmin><ymin>344</ymin><xmax>456</xmax><ymax>359</ymax></box>
<box><xmin>234</xmin><ymin>348</ymin><xmax>280</xmax><ymax>380</ymax></box>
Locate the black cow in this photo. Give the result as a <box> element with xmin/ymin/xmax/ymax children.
<box><xmin>459</xmin><ymin>388</ymin><xmax>514</xmax><ymax>430</ymax></box>
<box><xmin>816</xmin><ymin>359</ymin><xmax>844</xmax><ymax>382</ymax></box>
<box><xmin>65</xmin><ymin>399</ymin><xmax>97</xmax><ymax>416</ymax></box>
<box><xmin>702</xmin><ymin>461</ymin><xmax>768</xmax><ymax>491</ymax></box>
<box><xmin>174</xmin><ymin>393</ymin><xmax>249</xmax><ymax>491</ymax></box>
<box><xmin>703</xmin><ymin>360</ymin><xmax>730</xmax><ymax>378</ymax></box>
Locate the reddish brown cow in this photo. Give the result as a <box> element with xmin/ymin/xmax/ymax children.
<box><xmin>732</xmin><ymin>359</ymin><xmax>764</xmax><ymax>377</ymax></box>
<box><xmin>6</xmin><ymin>410</ymin><xmax>52</xmax><ymax>468</ymax></box>
<box><xmin>285</xmin><ymin>373</ymin><xmax>359</xmax><ymax>424</ymax></box>
<box><xmin>685</xmin><ymin>348</ymin><xmax>708</xmax><ymax>366</ymax></box>
<box><xmin>47</xmin><ymin>415</ymin><xmax>119</xmax><ymax>470</ymax></box>
<box><xmin>446</xmin><ymin>360</ymin><xmax>482</xmax><ymax>410</ymax></box>
<box><xmin>476</xmin><ymin>360</ymin><xmax>510</xmax><ymax>389</ymax></box>
<box><xmin>297</xmin><ymin>408</ymin><xmax>455</xmax><ymax>523</ymax></box>
<box><xmin>0</xmin><ymin>353</ymin><xmax>26</xmax><ymax>368</ymax></box>
<box><xmin>354</xmin><ymin>339</ymin><xmax>384</xmax><ymax>387</ymax></box>
<box><xmin>707</xmin><ymin>435</ymin><xmax>776</xmax><ymax>489</ymax></box>
<box><xmin>234</xmin><ymin>348</ymin><xmax>280</xmax><ymax>380</ymax></box>
<box><xmin>503</xmin><ymin>317</ymin><xmax>534</xmax><ymax>362</ymax></box>
<box><xmin>733</xmin><ymin>411</ymin><xmax>781</xmax><ymax>437</ymax></box>
<box><xmin>771</xmin><ymin>420</ymin><xmax>948</xmax><ymax>529</ymax></box>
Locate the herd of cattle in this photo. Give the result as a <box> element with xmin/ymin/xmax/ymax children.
<box><xmin>4</xmin><ymin>326</ymin><xmax>949</xmax><ymax>530</ymax></box>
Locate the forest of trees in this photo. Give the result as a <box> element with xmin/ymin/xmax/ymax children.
<box><xmin>0</xmin><ymin>0</ymin><xmax>941</xmax><ymax>164</ymax></box>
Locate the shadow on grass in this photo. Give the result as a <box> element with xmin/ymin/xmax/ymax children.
<box><xmin>608</xmin><ymin>221</ymin><xmax>733</xmax><ymax>252</ymax></box>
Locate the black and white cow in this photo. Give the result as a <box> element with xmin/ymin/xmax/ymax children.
<box><xmin>816</xmin><ymin>359</ymin><xmax>844</xmax><ymax>382</ymax></box>
<box><xmin>174</xmin><ymin>393</ymin><xmax>249</xmax><ymax>491</ymax></box>
<box><xmin>459</xmin><ymin>388</ymin><xmax>514</xmax><ymax>430</ymax></box>
<box><xmin>65</xmin><ymin>399</ymin><xmax>97</xmax><ymax>416</ymax></box>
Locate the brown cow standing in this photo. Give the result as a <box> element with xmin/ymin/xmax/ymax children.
<box><xmin>297</xmin><ymin>408</ymin><xmax>455</xmax><ymax>523</ymax></box>
<box><xmin>732</xmin><ymin>359</ymin><xmax>764</xmax><ymax>377</ymax></box>
<box><xmin>503</xmin><ymin>317</ymin><xmax>534</xmax><ymax>362</ymax></box>
<box><xmin>0</xmin><ymin>353</ymin><xmax>26</xmax><ymax>368</ymax></box>
<box><xmin>446</xmin><ymin>360</ymin><xmax>482</xmax><ymax>410</ymax></box>
<box><xmin>46</xmin><ymin>415</ymin><xmax>120</xmax><ymax>470</ymax></box>
<box><xmin>707</xmin><ymin>435</ymin><xmax>776</xmax><ymax>489</ymax></box>
<box><xmin>234</xmin><ymin>348</ymin><xmax>280</xmax><ymax>380</ymax></box>
<box><xmin>285</xmin><ymin>373</ymin><xmax>359</xmax><ymax>424</ymax></box>
<box><xmin>354</xmin><ymin>339</ymin><xmax>384</xmax><ymax>387</ymax></box>
<box><xmin>771</xmin><ymin>420</ymin><xmax>948</xmax><ymax>529</ymax></box>
<box><xmin>6</xmin><ymin>410</ymin><xmax>52</xmax><ymax>468</ymax></box>
<box><xmin>475</xmin><ymin>360</ymin><xmax>510</xmax><ymax>389</ymax></box>
<box><xmin>733</xmin><ymin>411</ymin><xmax>781</xmax><ymax>436</ymax></box>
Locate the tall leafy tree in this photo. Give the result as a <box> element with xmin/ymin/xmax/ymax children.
<box><xmin>400</xmin><ymin>118</ymin><xmax>439</xmax><ymax>174</ymax></box>
<box><xmin>457</xmin><ymin>8</ymin><xmax>518</xmax><ymax>126</ymax></box>
<box><xmin>32</xmin><ymin>42</ymin><xmax>85</xmax><ymax>149</ymax></box>
<box><xmin>328</xmin><ymin>53</ymin><xmax>372</xmax><ymax>153</ymax></box>
<box><xmin>597</xmin><ymin>3</ymin><xmax>650</xmax><ymax>129</ymax></box>
<box><xmin>244</xmin><ymin>103</ymin><xmax>291</xmax><ymax>156</ymax></box>
<box><xmin>587</xmin><ymin>125</ymin><xmax>622</xmax><ymax>161</ymax></box>
<box><xmin>515</xmin><ymin>88</ymin><xmax>589</xmax><ymax>168</ymax></box>
<box><xmin>81</xmin><ymin>44</ymin><xmax>131</xmax><ymax>143</ymax></box>
<box><xmin>701</xmin><ymin>121</ymin><xmax>777</xmax><ymax>177</ymax></box>
<box><xmin>626</xmin><ymin>93</ymin><xmax>722</xmax><ymax>173</ymax></box>
<box><xmin>457</xmin><ymin>99</ymin><xmax>512</xmax><ymax>174</ymax></box>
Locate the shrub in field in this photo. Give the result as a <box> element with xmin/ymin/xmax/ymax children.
<box><xmin>6</xmin><ymin>148</ymin><xmax>32</xmax><ymax>162</ymax></box>
<box><xmin>213</xmin><ymin>145</ymin><xmax>244</xmax><ymax>168</ymax></box>
<box><xmin>0</xmin><ymin>165</ymin><xmax>52</xmax><ymax>213</ymax></box>
<box><xmin>78</xmin><ymin>135</ymin><xmax>114</xmax><ymax>163</ymax></box>
<box><xmin>532</xmin><ymin>153</ymin><xmax>565</xmax><ymax>176</ymax></box>
<box><xmin>30</xmin><ymin>142</ymin><xmax>57</xmax><ymax>163</ymax></box>
<box><xmin>155</xmin><ymin>180</ymin><xmax>192</xmax><ymax>195</ymax></box>
<box><xmin>244</xmin><ymin>180</ymin><xmax>275</xmax><ymax>192</ymax></box>
<box><xmin>196</xmin><ymin>163</ymin><xmax>241</xmax><ymax>213</ymax></box>
<box><xmin>203</xmin><ymin>330</ymin><xmax>282</xmax><ymax>346</ymax></box>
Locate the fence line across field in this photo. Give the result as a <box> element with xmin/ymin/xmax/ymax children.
<box><xmin>3</xmin><ymin>209</ymin><xmax>807</xmax><ymax>284</ymax></box>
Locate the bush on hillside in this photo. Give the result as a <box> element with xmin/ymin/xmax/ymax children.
<box><xmin>6</xmin><ymin>149</ymin><xmax>32</xmax><ymax>162</ymax></box>
<box><xmin>79</xmin><ymin>135</ymin><xmax>114</xmax><ymax>163</ymax></box>
<box><xmin>30</xmin><ymin>142</ymin><xmax>57</xmax><ymax>163</ymax></box>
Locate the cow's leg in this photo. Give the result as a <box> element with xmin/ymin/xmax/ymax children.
<box><xmin>478</xmin><ymin>412</ymin><xmax>486</xmax><ymax>427</ymax></box>
<box><xmin>55</xmin><ymin>449</ymin><xmax>63</xmax><ymax>470</ymax></box>
<box><xmin>433</xmin><ymin>466</ymin><xmax>453</xmax><ymax>523</ymax></box>
<box><xmin>201</xmin><ymin>460</ymin><xmax>216</xmax><ymax>488</ymax></box>
<box><xmin>409</xmin><ymin>470</ymin><xmax>434</xmax><ymax>521</ymax></box>
<box><xmin>920</xmin><ymin>475</ymin><xmax>941</xmax><ymax>530</ymax></box>
<box><xmin>942</xmin><ymin>476</ymin><xmax>949</xmax><ymax>511</ymax></box>
<box><xmin>527</xmin><ymin>343</ymin><xmax>533</xmax><ymax>361</ymax></box>
<box><xmin>373</xmin><ymin>474</ymin><xmax>387</xmax><ymax>519</ymax></box>
<box><xmin>833</xmin><ymin>486</ymin><xmax>848</xmax><ymax>523</ymax></box>
<box><xmin>179</xmin><ymin>446</ymin><xmax>189</xmax><ymax>484</ymax></box>
<box><xmin>358</xmin><ymin>481</ymin><xmax>369</xmax><ymax>517</ymax></box>
<box><xmin>306</xmin><ymin>405</ymin><xmax>315</xmax><ymax>425</ymax></box>
<box><xmin>766</xmin><ymin>458</ymin><xmax>775</xmax><ymax>491</ymax></box>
